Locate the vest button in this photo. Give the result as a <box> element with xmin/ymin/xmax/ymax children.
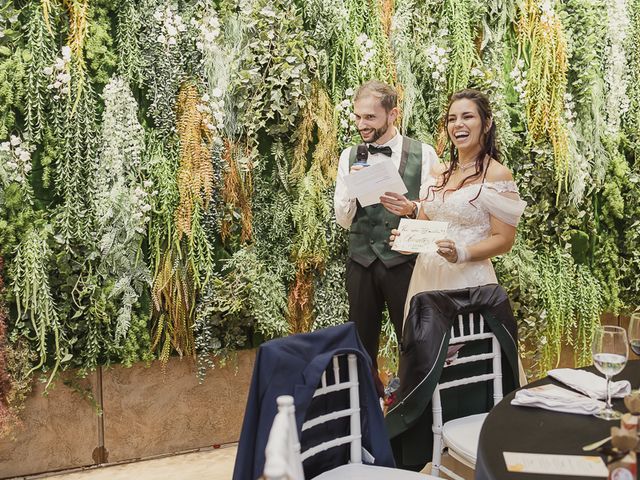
<box><xmin>370</xmin><ymin>239</ymin><xmax>374</xmax><ymax>244</ymax></box>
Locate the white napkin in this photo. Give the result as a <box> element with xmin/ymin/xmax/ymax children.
<box><xmin>511</xmin><ymin>384</ymin><xmax>605</xmax><ymax>415</ymax></box>
<box><xmin>548</xmin><ymin>368</ymin><xmax>631</xmax><ymax>400</ymax></box>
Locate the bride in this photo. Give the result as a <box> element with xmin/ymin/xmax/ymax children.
<box><xmin>390</xmin><ymin>89</ymin><xmax>526</xmax><ymax>315</ymax></box>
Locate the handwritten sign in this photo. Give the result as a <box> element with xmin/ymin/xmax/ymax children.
<box><xmin>390</xmin><ymin>219</ymin><xmax>448</xmax><ymax>254</ymax></box>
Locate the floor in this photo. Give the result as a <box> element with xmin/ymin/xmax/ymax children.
<box><xmin>21</xmin><ymin>444</ymin><xmax>473</xmax><ymax>480</ymax></box>
<box><xmin>24</xmin><ymin>444</ymin><xmax>237</xmax><ymax>480</ymax></box>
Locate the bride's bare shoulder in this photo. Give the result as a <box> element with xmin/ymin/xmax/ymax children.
<box><xmin>430</xmin><ymin>162</ymin><xmax>448</xmax><ymax>177</ymax></box>
<box><xmin>485</xmin><ymin>159</ymin><xmax>514</xmax><ymax>182</ymax></box>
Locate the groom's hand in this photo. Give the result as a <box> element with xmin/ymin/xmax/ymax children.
<box><xmin>380</xmin><ymin>192</ymin><xmax>416</xmax><ymax>217</ymax></box>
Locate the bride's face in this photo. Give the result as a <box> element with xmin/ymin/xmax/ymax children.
<box><xmin>446</xmin><ymin>99</ymin><xmax>486</xmax><ymax>153</ymax></box>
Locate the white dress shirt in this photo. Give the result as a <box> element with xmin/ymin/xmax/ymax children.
<box><xmin>333</xmin><ymin>130</ymin><xmax>438</xmax><ymax>229</ymax></box>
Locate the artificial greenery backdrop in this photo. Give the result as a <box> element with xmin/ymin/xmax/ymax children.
<box><xmin>0</xmin><ymin>0</ymin><xmax>638</xmax><ymax>433</ymax></box>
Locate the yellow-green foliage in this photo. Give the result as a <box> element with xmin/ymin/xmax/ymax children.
<box><xmin>519</xmin><ymin>0</ymin><xmax>570</xmax><ymax>196</ymax></box>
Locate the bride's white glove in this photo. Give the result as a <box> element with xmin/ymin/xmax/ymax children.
<box><xmin>435</xmin><ymin>239</ymin><xmax>469</xmax><ymax>263</ymax></box>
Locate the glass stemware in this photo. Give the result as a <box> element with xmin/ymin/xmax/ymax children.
<box><xmin>628</xmin><ymin>311</ymin><xmax>640</xmax><ymax>357</ymax></box>
<box><xmin>592</xmin><ymin>325</ymin><xmax>628</xmax><ymax>420</ymax></box>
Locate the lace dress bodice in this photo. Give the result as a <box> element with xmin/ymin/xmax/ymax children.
<box><xmin>403</xmin><ymin>178</ymin><xmax>526</xmax><ymax>321</ymax></box>
<box><xmin>420</xmin><ymin>179</ymin><xmax>521</xmax><ymax>248</ymax></box>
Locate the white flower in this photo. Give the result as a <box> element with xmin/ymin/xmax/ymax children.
<box><xmin>345</xmin><ymin>88</ymin><xmax>354</xmax><ymax>97</ymax></box>
<box><xmin>19</xmin><ymin>150</ymin><xmax>31</xmax><ymax>162</ymax></box>
<box><xmin>365</xmin><ymin>39</ymin><xmax>374</xmax><ymax>49</ymax></box>
<box><xmin>157</xmin><ymin>33</ymin><xmax>166</xmax><ymax>44</ymax></box>
<box><xmin>204</xmin><ymin>31</ymin><xmax>217</xmax><ymax>42</ymax></box>
<box><xmin>54</xmin><ymin>58</ymin><xmax>65</xmax><ymax>70</ymax></box>
<box><xmin>153</xmin><ymin>10</ymin><xmax>163</xmax><ymax>21</ymax></box>
<box><xmin>340</xmin><ymin>99</ymin><xmax>350</xmax><ymax>108</ymax></box>
<box><xmin>167</xmin><ymin>37</ymin><xmax>177</xmax><ymax>46</ymax></box>
<box><xmin>260</xmin><ymin>7</ymin><xmax>276</xmax><ymax>17</ymax></box>
<box><xmin>61</xmin><ymin>46</ymin><xmax>72</xmax><ymax>60</ymax></box>
<box><xmin>349</xmin><ymin>113</ymin><xmax>356</xmax><ymax>121</ymax></box>
<box><xmin>166</xmin><ymin>24</ymin><xmax>178</xmax><ymax>37</ymax></box>
<box><xmin>43</xmin><ymin>66</ymin><xmax>54</xmax><ymax>76</ymax></box>
<box><xmin>211</xmin><ymin>87</ymin><xmax>223</xmax><ymax>98</ymax></box>
<box><xmin>10</xmin><ymin>135</ymin><xmax>21</xmax><ymax>146</ymax></box>
<box><xmin>0</xmin><ymin>142</ymin><xmax>10</xmax><ymax>152</ymax></box>
<box><xmin>335</xmin><ymin>103</ymin><xmax>343</xmax><ymax>112</ymax></box>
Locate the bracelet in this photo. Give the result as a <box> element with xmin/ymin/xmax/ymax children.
<box><xmin>405</xmin><ymin>202</ymin><xmax>418</xmax><ymax>219</ymax></box>
<box><xmin>455</xmin><ymin>246</ymin><xmax>469</xmax><ymax>263</ymax></box>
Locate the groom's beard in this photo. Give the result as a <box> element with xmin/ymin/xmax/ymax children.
<box><xmin>359</xmin><ymin>120</ymin><xmax>390</xmax><ymax>144</ymax></box>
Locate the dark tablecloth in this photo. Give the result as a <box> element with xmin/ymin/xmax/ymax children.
<box><xmin>475</xmin><ymin>361</ymin><xmax>640</xmax><ymax>480</ymax></box>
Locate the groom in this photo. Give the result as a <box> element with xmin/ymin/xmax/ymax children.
<box><xmin>333</xmin><ymin>80</ymin><xmax>438</xmax><ymax>394</ymax></box>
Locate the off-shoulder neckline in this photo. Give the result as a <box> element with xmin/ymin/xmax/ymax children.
<box><xmin>425</xmin><ymin>178</ymin><xmax>517</xmax><ymax>193</ymax></box>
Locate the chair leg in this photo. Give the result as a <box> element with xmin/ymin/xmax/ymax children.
<box><xmin>431</xmin><ymin>431</ymin><xmax>443</xmax><ymax>477</ymax></box>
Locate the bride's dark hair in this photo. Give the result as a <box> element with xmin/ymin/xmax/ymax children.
<box><xmin>426</xmin><ymin>89</ymin><xmax>501</xmax><ymax>203</ymax></box>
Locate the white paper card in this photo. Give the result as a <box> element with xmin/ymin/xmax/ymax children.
<box><xmin>344</xmin><ymin>160</ymin><xmax>408</xmax><ymax>207</ymax></box>
<box><xmin>391</xmin><ymin>219</ymin><xmax>448</xmax><ymax>253</ymax></box>
<box><xmin>503</xmin><ymin>452</ymin><xmax>608</xmax><ymax>477</ymax></box>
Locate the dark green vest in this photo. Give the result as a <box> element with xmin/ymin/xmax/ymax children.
<box><xmin>348</xmin><ymin>136</ymin><xmax>423</xmax><ymax>268</ymax></box>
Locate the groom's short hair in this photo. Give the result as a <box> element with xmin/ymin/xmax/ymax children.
<box><xmin>354</xmin><ymin>80</ymin><xmax>397</xmax><ymax>112</ymax></box>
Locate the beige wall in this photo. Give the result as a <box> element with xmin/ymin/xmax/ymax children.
<box><xmin>0</xmin><ymin>349</ymin><xmax>255</xmax><ymax>479</ymax></box>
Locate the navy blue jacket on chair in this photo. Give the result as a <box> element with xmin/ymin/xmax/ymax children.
<box><xmin>232</xmin><ymin>322</ymin><xmax>395</xmax><ymax>480</ymax></box>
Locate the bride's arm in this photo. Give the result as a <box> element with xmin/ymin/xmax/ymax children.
<box><xmin>460</xmin><ymin>217</ymin><xmax>516</xmax><ymax>261</ymax></box>
<box><xmin>436</xmin><ymin>162</ymin><xmax>521</xmax><ymax>263</ymax></box>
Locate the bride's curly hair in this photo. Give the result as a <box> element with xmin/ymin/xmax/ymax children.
<box><xmin>425</xmin><ymin>89</ymin><xmax>501</xmax><ymax>204</ymax></box>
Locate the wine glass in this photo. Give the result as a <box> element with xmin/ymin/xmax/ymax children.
<box><xmin>628</xmin><ymin>312</ymin><xmax>640</xmax><ymax>358</ymax></box>
<box><xmin>592</xmin><ymin>325</ymin><xmax>629</xmax><ymax>420</ymax></box>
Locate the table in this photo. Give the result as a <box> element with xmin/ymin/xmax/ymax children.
<box><xmin>475</xmin><ymin>361</ymin><xmax>640</xmax><ymax>480</ymax></box>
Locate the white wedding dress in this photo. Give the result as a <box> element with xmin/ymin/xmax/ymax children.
<box><xmin>404</xmin><ymin>178</ymin><xmax>527</xmax><ymax>318</ymax></box>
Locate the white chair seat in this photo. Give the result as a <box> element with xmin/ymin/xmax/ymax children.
<box><xmin>314</xmin><ymin>463</ymin><xmax>438</xmax><ymax>479</ymax></box>
<box><xmin>441</xmin><ymin>412</ymin><xmax>487</xmax><ymax>467</ymax></box>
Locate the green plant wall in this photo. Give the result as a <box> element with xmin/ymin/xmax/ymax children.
<box><xmin>0</xmin><ymin>0</ymin><xmax>639</xmax><ymax>432</ymax></box>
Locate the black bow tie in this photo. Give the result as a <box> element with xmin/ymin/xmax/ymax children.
<box><xmin>368</xmin><ymin>144</ymin><xmax>393</xmax><ymax>157</ymax></box>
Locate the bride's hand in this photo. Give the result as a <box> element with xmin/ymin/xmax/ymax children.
<box><xmin>389</xmin><ymin>229</ymin><xmax>400</xmax><ymax>247</ymax></box>
<box><xmin>436</xmin><ymin>239</ymin><xmax>458</xmax><ymax>263</ymax></box>
<box><xmin>389</xmin><ymin>229</ymin><xmax>412</xmax><ymax>255</ymax></box>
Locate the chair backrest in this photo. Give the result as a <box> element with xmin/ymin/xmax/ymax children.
<box><xmin>263</xmin><ymin>395</ymin><xmax>305</xmax><ymax>480</ymax></box>
<box><xmin>431</xmin><ymin>313</ymin><xmax>503</xmax><ymax>427</ymax></box>
<box><xmin>299</xmin><ymin>353</ymin><xmax>363</xmax><ymax>465</ymax></box>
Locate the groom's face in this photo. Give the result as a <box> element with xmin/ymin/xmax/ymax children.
<box><xmin>353</xmin><ymin>95</ymin><xmax>397</xmax><ymax>144</ymax></box>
